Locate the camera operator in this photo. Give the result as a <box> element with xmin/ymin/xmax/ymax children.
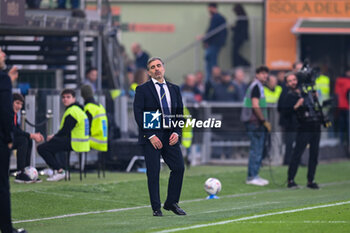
<box><xmin>284</xmin><ymin>72</ymin><xmax>322</xmax><ymax>189</ymax></box>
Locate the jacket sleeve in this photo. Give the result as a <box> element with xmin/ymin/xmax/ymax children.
<box><xmin>0</xmin><ymin>74</ymin><xmax>14</xmax><ymax>144</ymax></box>
<box><xmin>55</xmin><ymin>115</ymin><xmax>77</xmax><ymax>137</ymax></box>
<box><xmin>133</xmin><ymin>86</ymin><xmax>155</xmax><ymax>139</ymax></box>
<box><xmin>13</xmin><ymin>124</ymin><xmax>30</xmax><ymax>139</ymax></box>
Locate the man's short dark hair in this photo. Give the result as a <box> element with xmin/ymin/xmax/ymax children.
<box><xmin>284</xmin><ymin>71</ymin><xmax>296</xmax><ymax>83</ymax></box>
<box><xmin>13</xmin><ymin>93</ymin><xmax>24</xmax><ymax>103</ymax></box>
<box><xmin>86</xmin><ymin>67</ymin><xmax>97</xmax><ymax>76</ymax></box>
<box><xmin>61</xmin><ymin>89</ymin><xmax>76</xmax><ymax>97</ymax></box>
<box><xmin>255</xmin><ymin>65</ymin><xmax>269</xmax><ymax>74</ymax></box>
<box><xmin>208</xmin><ymin>3</ymin><xmax>217</xmax><ymax>8</ymax></box>
<box><xmin>147</xmin><ymin>57</ymin><xmax>164</xmax><ymax>70</ymax></box>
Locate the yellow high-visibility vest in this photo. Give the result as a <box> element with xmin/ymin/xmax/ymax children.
<box><xmin>182</xmin><ymin>106</ymin><xmax>193</xmax><ymax>149</ymax></box>
<box><xmin>84</xmin><ymin>103</ymin><xmax>108</xmax><ymax>152</ymax></box>
<box><xmin>60</xmin><ymin>105</ymin><xmax>90</xmax><ymax>152</ymax></box>
<box><xmin>264</xmin><ymin>85</ymin><xmax>282</xmax><ymax>104</ymax></box>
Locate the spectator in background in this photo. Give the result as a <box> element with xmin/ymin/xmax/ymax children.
<box><xmin>212</xmin><ymin>71</ymin><xmax>240</xmax><ymax>102</ymax></box>
<box><xmin>202</xmin><ymin>3</ymin><xmax>227</xmax><ymax>81</ymax></box>
<box><xmin>12</xmin><ymin>94</ymin><xmax>44</xmax><ymax>183</ymax></box>
<box><xmin>233</xmin><ymin>67</ymin><xmax>248</xmax><ymax>101</ymax></box>
<box><xmin>231</xmin><ymin>4</ymin><xmax>250</xmax><ymax>67</ymax></box>
<box><xmin>264</xmin><ymin>75</ymin><xmax>282</xmax><ymax>104</ymax></box>
<box><xmin>195</xmin><ymin>70</ymin><xmax>205</xmax><ymax>95</ymax></box>
<box><xmin>134</xmin><ymin>68</ymin><xmax>149</xmax><ymax>86</ymax></box>
<box><xmin>131</xmin><ymin>43</ymin><xmax>150</xmax><ymax>70</ymax></box>
<box><xmin>204</xmin><ymin>66</ymin><xmax>222</xmax><ymax>100</ymax></box>
<box><xmin>57</xmin><ymin>0</ymin><xmax>79</xmax><ymax>9</ymax></box>
<box><xmin>334</xmin><ymin>68</ymin><xmax>350</xmax><ymax>144</ymax></box>
<box><xmin>84</xmin><ymin>67</ymin><xmax>98</xmax><ymax>92</ymax></box>
<box><xmin>293</xmin><ymin>61</ymin><xmax>303</xmax><ymax>72</ymax></box>
<box><xmin>181</xmin><ymin>73</ymin><xmax>202</xmax><ymax>104</ymax></box>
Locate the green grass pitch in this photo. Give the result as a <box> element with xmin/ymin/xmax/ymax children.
<box><xmin>10</xmin><ymin>161</ymin><xmax>350</xmax><ymax>233</ymax></box>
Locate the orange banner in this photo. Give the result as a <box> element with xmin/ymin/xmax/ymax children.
<box><xmin>265</xmin><ymin>0</ymin><xmax>350</xmax><ymax>70</ymax></box>
<box><xmin>128</xmin><ymin>23</ymin><xmax>175</xmax><ymax>33</ymax></box>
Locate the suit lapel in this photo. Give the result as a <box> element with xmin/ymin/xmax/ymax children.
<box><xmin>147</xmin><ymin>80</ymin><xmax>161</xmax><ymax>108</ymax></box>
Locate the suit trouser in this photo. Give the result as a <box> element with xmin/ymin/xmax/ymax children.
<box><xmin>143</xmin><ymin>133</ymin><xmax>185</xmax><ymax>211</ymax></box>
<box><xmin>0</xmin><ymin>142</ymin><xmax>13</xmax><ymax>233</ymax></box>
<box><xmin>288</xmin><ymin>123</ymin><xmax>321</xmax><ymax>183</ymax></box>
<box><xmin>13</xmin><ymin>135</ymin><xmax>32</xmax><ymax>171</ymax></box>
<box><xmin>37</xmin><ymin>136</ymin><xmax>71</xmax><ymax>170</ymax></box>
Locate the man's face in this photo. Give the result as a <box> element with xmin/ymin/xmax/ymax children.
<box><xmin>13</xmin><ymin>100</ymin><xmax>23</xmax><ymax>114</ymax></box>
<box><xmin>185</xmin><ymin>74</ymin><xmax>196</xmax><ymax>87</ymax></box>
<box><xmin>147</xmin><ymin>59</ymin><xmax>165</xmax><ymax>82</ymax></box>
<box><xmin>256</xmin><ymin>71</ymin><xmax>269</xmax><ymax>84</ymax></box>
<box><xmin>208</xmin><ymin>6</ymin><xmax>216</xmax><ymax>15</ymax></box>
<box><xmin>267</xmin><ymin>75</ymin><xmax>277</xmax><ymax>89</ymax></box>
<box><xmin>234</xmin><ymin>70</ymin><xmax>245</xmax><ymax>83</ymax></box>
<box><xmin>62</xmin><ymin>94</ymin><xmax>76</xmax><ymax>107</ymax></box>
<box><xmin>87</xmin><ymin>70</ymin><xmax>98</xmax><ymax>82</ymax></box>
<box><xmin>0</xmin><ymin>48</ymin><xmax>6</xmax><ymax>70</ymax></box>
<box><xmin>286</xmin><ymin>74</ymin><xmax>298</xmax><ymax>90</ymax></box>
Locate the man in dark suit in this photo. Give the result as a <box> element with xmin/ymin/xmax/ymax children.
<box><xmin>133</xmin><ymin>57</ymin><xmax>186</xmax><ymax>217</ymax></box>
<box><xmin>0</xmin><ymin>48</ymin><xmax>27</xmax><ymax>233</ymax></box>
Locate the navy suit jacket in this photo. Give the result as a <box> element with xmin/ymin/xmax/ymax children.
<box><xmin>133</xmin><ymin>79</ymin><xmax>183</xmax><ymax>144</ymax></box>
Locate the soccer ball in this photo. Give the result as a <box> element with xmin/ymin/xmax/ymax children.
<box><xmin>24</xmin><ymin>166</ymin><xmax>39</xmax><ymax>180</ymax></box>
<box><xmin>204</xmin><ymin>178</ymin><xmax>222</xmax><ymax>195</ymax></box>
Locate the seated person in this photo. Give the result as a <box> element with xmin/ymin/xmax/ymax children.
<box><xmin>12</xmin><ymin>93</ymin><xmax>44</xmax><ymax>183</ymax></box>
<box><xmin>81</xmin><ymin>85</ymin><xmax>108</xmax><ymax>152</ymax></box>
<box><xmin>37</xmin><ymin>89</ymin><xmax>90</xmax><ymax>182</ymax></box>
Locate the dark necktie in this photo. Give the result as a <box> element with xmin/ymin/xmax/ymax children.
<box><xmin>156</xmin><ymin>82</ymin><xmax>171</xmax><ymax>124</ymax></box>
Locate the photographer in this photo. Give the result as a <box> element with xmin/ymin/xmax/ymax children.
<box><xmin>284</xmin><ymin>72</ymin><xmax>322</xmax><ymax>189</ymax></box>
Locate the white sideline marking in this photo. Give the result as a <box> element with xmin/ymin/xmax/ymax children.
<box><xmin>13</xmin><ymin>205</ymin><xmax>150</xmax><ymax>224</ymax></box>
<box><xmin>12</xmin><ymin>180</ymin><xmax>350</xmax><ymax>224</ymax></box>
<box><xmin>237</xmin><ymin>220</ymin><xmax>349</xmax><ymax>224</ymax></box>
<box><xmin>154</xmin><ymin>201</ymin><xmax>350</xmax><ymax>233</ymax></box>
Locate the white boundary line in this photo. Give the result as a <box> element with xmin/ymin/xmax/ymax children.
<box><xmin>154</xmin><ymin>201</ymin><xmax>350</xmax><ymax>233</ymax></box>
<box><xmin>13</xmin><ymin>180</ymin><xmax>350</xmax><ymax>224</ymax></box>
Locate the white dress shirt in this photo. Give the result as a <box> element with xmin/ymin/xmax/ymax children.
<box><xmin>151</xmin><ymin>78</ymin><xmax>172</xmax><ymax>114</ymax></box>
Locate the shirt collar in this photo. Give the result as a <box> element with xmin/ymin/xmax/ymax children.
<box><xmin>152</xmin><ymin>78</ymin><xmax>166</xmax><ymax>86</ymax></box>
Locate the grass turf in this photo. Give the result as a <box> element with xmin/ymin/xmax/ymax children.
<box><xmin>10</xmin><ymin>161</ymin><xmax>350</xmax><ymax>233</ymax></box>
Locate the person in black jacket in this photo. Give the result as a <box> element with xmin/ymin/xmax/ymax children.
<box><xmin>203</xmin><ymin>3</ymin><xmax>227</xmax><ymax>81</ymax></box>
<box><xmin>12</xmin><ymin>93</ymin><xmax>44</xmax><ymax>183</ymax></box>
<box><xmin>0</xmin><ymin>48</ymin><xmax>27</xmax><ymax>233</ymax></box>
<box><xmin>133</xmin><ymin>57</ymin><xmax>186</xmax><ymax>217</ymax></box>
<box><xmin>283</xmin><ymin>73</ymin><xmax>321</xmax><ymax>189</ymax></box>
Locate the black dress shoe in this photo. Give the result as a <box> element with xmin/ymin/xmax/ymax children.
<box><xmin>163</xmin><ymin>203</ymin><xmax>186</xmax><ymax>215</ymax></box>
<box><xmin>153</xmin><ymin>209</ymin><xmax>163</xmax><ymax>216</ymax></box>
<box><xmin>307</xmin><ymin>182</ymin><xmax>319</xmax><ymax>189</ymax></box>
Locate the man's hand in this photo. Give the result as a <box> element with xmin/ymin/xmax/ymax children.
<box><xmin>294</xmin><ymin>98</ymin><xmax>304</xmax><ymax>110</ymax></box>
<box><xmin>169</xmin><ymin>133</ymin><xmax>179</xmax><ymax>146</ymax></box>
<box><xmin>31</xmin><ymin>133</ymin><xmax>44</xmax><ymax>143</ymax></box>
<box><xmin>263</xmin><ymin>121</ymin><xmax>272</xmax><ymax>133</ymax></box>
<box><xmin>47</xmin><ymin>134</ymin><xmax>54</xmax><ymax>141</ymax></box>
<box><xmin>150</xmin><ymin>136</ymin><xmax>163</xmax><ymax>150</ymax></box>
<box><xmin>8</xmin><ymin>66</ymin><xmax>18</xmax><ymax>82</ymax></box>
